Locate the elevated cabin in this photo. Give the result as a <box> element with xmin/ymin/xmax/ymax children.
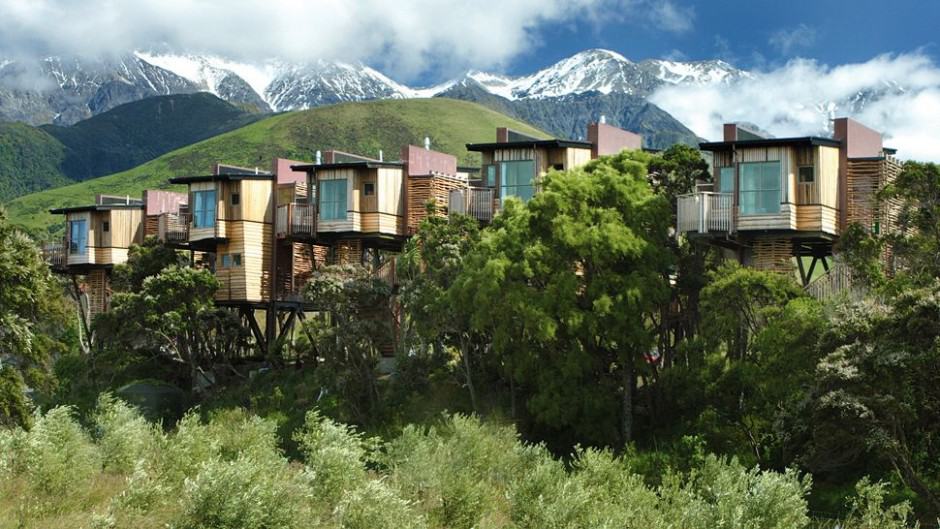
<box><xmin>677</xmin><ymin>118</ymin><xmax>900</xmax><ymax>284</ymax></box>
<box><xmin>45</xmin><ymin>192</ymin><xmax>184</xmax><ymax>316</ymax></box>
<box><xmin>456</xmin><ymin>122</ymin><xmax>643</xmax><ymax>220</ymax></box>
<box><xmin>167</xmin><ymin>160</ymin><xmax>312</xmax><ymax>304</ymax></box>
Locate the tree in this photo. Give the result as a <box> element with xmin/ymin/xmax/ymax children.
<box><xmin>301</xmin><ymin>265</ymin><xmax>394</xmax><ymax>423</ymax></box>
<box><xmin>451</xmin><ymin>151</ymin><xmax>673</xmax><ymax>445</ymax></box>
<box><xmin>95</xmin><ymin>266</ymin><xmax>248</xmax><ymax>391</ymax></box>
<box><xmin>882</xmin><ymin>161</ymin><xmax>940</xmax><ymax>280</ymax></box>
<box><xmin>111</xmin><ymin>236</ymin><xmax>189</xmax><ymax>292</ymax></box>
<box><xmin>0</xmin><ymin>206</ymin><xmax>73</xmax><ymax>426</ymax></box>
<box><xmin>399</xmin><ymin>207</ymin><xmax>484</xmax><ymax>413</ymax></box>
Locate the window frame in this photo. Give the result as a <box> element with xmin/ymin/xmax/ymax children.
<box><xmin>718</xmin><ymin>166</ymin><xmax>735</xmax><ymax>193</ymax></box>
<box><xmin>363</xmin><ymin>182</ymin><xmax>376</xmax><ymax>197</ymax></box>
<box><xmin>319</xmin><ymin>179</ymin><xmax>348</xmax><ymax>221</ymax></box>
<box><xmin>69</xmin><ymin>219</ymin><xmax>88</xmax><ymax>255</ymax></box>
<box><xmin>192</xmin><ymin>189</ymin><xmax>218</xmax><ymax>229</ymax></box>
<box><xmin>500</xmin><ymin>160</ymin><xmax>537</xmax><ymax>202</ymax></box>
<box><xmin>102</xmin><ymin>220</ymin><xmax>110</xmax><ymax>233</ymax></box>
<box><xmin>738</xmin><ymin>161</ymin><xmax>782</xmax><ymax>216</ymax></box>
<box><xmin>798</xmin><ymin>165</ymin><xmax>815</xmax><ymax>184</ymax></box>
<box><xmin>484</xmin><ymin>164</ymin><xmax>497</xmax><ymax>187</ymax></box>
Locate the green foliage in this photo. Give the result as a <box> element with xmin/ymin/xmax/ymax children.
<box><xmin>0</xmin><ymin>206</ymin><xmax>74</xmax><ymax>426</ymax></box>
<box><xmin>111</xmin><ymin>236</ymin><xmax>190</xmax><ymax>292</ymax></box>
<box><xmin>882</xmin><ymin>161</ymin><xmax>940</xmax><ymax>281</ymax></box>
<box><xmin>17</xmin><ymin>406</ymin><xmax>101</xmax><ymax>498</ymax></box>
<box><xmin>293</xmin><ymin>409</ymin><xmax>377</xmax><ymax>503</ymax></box>
<box><xmin>6</xmin><ymin>98</ymin><xmax>547</xmax><ymax>236</ymax></box>
<box><xmin>450</xmin><ymin>150</ymin><xmax>673</xmax><ymax>444</ymax></box>
<box><xmin>0</xmin><ymin>121</ymin><xmax>71</xmax><ymax>202</ymax></box>
<box><xmin>94</xmin><ymin>393</ymin><xmax>163</xmax><ymax>473</ymax></box>
<box><xmin>840</xmin><ymin>478</ymin><xmax>917</xmax><ymax>529</ymax></box>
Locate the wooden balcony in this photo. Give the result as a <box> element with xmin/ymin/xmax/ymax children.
<box><xmin>42</xmin><ymin>240</ymin><xmax>67</xmax><ymax>271</ymax></box>
<box><xmin>449</xmin><ymin>187</ymin><xmax>495</xmax><ymax>222</ymax></box>
<box><xmin>276</xmin><ymin>203</ymin><xmax>317</xmax><ymax>240</ymax></box>
<box><xmin>677</xmin><ymin>192</ymin><xmax>734</xmax><ymax>234</ymax></box>
<box><xmin>157</xmin><ymin>212</ymin><xmax>191</xmax><ymax>246</ymax></box>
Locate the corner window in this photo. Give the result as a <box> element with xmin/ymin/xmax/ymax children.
<box><xmin>739</xmin><ymin>161</ymin><xmax>781</xmax><ymax>215</ymax></box>
<box><xmin>220</xmin><ymin>253</ymin><xmax>242</xmax><ymax>268</ymax></box>
<box><xmin>500</xmin><ymin>160</ymin><xmax>536</xmax><ymax>202</ymax></box>
<box><xmin>319</xmin><ymin>179</ymin><xmax>348</xmax><ymax>220</ymax></box>
<box><xmin>718</xmin><ymin>167</ymin><xmax>734</xmax><ymax>193</ymax></box>
<box><xmin>798</xmin><ymin>166</ymin><xmax>815</xmax><ymax>184</ymax></box>
<box><xmin>363</xmin><ymin>182</ymin><xmax>375</xmax><ymax>196</ymax></box>
<box><xmin>484</xmin><ymin>164</ymin><xmax>497</xmax><ymax>187</ymax></box>
<box><xmin>193</xmin><ymin>190</ymin><xmax>217</xmax><ymax>228</ymax></box>
<box><xmin>69</xmin><ymin>219</ymin><xmax>87</xmax><ymax>255</ymax></box>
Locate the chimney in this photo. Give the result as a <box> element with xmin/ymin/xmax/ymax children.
<box><xmin>587</xmin><ymin>121</ymin><xmax>643</xmax><ymax>159</ymax></box>
<box><xmin>496</xmin><ymin>127</ymin><xmax>509</xmax><ymax>143</ymax></box>
<box><xmin>723</xmin><ymin>123</ymin><xmax>738</xmax><ymax>141</ymax></box>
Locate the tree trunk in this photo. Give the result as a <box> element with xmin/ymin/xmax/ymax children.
<box><xmin>460</xmin><ymin>335</ymin><xmax>479</xmax><ymax>414</ymax></box>
<box><xmin>622</xmin><ymin>354</ymin><xmax>635</xmax><ymax>444</ymax></box>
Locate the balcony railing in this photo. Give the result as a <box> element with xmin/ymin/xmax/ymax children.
<box><xmin>805</xmin><ymin>263</ymin><xmax>862</xmax><ymax>301</ymax></box>
<box><xmin>276</xmin><ymin>203</ymin><xmax>317</xmax><ymax>239</ymax></box>
<box><xmin>449</xmin><ymin>187</ymin><xmax>495</xmax><ymax>222</ymax></box>
<box><xmin>373</xmin><ymin>256</ymin><xmax>398</xmax><ymax>287</ymax></box>
<box><xmin>158</xmin><ymin>212</ymin><xmax>191</xmax><ymax>244</ymax></box>
<box><xmin>677</xmin><ymin>192</ymin><xmax>734</xmax><ymax>234</ymax></box>
<box><xmin>796</xmin><ymin>181</ymin><xmax>819</xmax><ymax>204</ymax></box>
<box><xmin>42</xmin><ymin>240</ymin><xmax>67</xmax><ymax>270</ymax></box>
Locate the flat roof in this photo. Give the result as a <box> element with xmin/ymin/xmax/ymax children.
<box><xmin>466</xmin><ymin>139</ymin><xmax>593</xmax><ymax>152</ymax></box>
<box><xmin>700</xmin><ymin>137</ymin><xmax>843</xmax><ymax>151</ymax></box>
<box><xmin>168</xmin><ymin>173</ymin><xmax>275</xmax><ymax>184</ymax></box>
<box><xmin>50</xmin><ymin>203</ymin><xmax>144</xmax><ymax>215</ymax></box>
<box><xmin>291</xmin><ymin>161</ymin><xmax>405</xmax><ymax>172</ymax></box>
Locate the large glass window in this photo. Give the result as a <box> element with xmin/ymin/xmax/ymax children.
<box><xmin>193</xmin><ymin>190</ymin><xmax>217</xmax><ymax>228</ymax></box>
<box><xmin>739</xmin><ymin>162</ymin><xmax>781</xmax><ymax>215</ymax></box>
<box><xmin>319</xmin><ymin>179</ymin><xmax>348</xmax><ymax>220</ymax></box>
<box><xmin>500</xmin><ymin>160</ymin><xmax>536</xmax><ymax>202</ymax></box>
<box><xmin>69</xmin><ymin>219</ymin><xmax>87</xmax><ymax>255</ymax></box>
<box><xmin>718</xmin><ymin>167</ymin><xmax>735</xmax><ymax>193</ymax></box>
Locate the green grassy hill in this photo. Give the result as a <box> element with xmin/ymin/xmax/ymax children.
<box><xmin>7</xmin><ymin>98</ymin><xmax>546</xmax><ymax>236</ymax></box>
<box><xmin>0</xmin><ymin>93</ymin><xmax>260</xmax><ymax>203</ymax></box>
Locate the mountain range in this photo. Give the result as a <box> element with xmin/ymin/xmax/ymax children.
<box><xmin>0</xmin><ymin>49</ymin><xmax>748</xmax><ymax>148</ymax></box>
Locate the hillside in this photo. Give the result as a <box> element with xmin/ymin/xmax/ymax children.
<box><xmin>7</xmin><ymin>98</ymin><xmax>546</xmax><ymax>236</ymax></box>
<box><xmin>0</xmin><ymin>93</ymin><xmax>262</xmax><ymax>203</ymax></box>
<box><xmin>0</xmin><ymin>122</ymin><xmax>71</xmax><ymax>200</ymax></box>
<box><xmin>43</xmin><ymin>92</ymin><xmax>262</xmax><ymax>181</ymax></box>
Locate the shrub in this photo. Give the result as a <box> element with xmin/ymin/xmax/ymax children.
<box><xmin>293</xmin><ymin>409</ymin><xmax>376</xmax><ymax>504</ymax></box>
<box><xmin>20</xmin><ymin>406</ymin><xmax>100</xmax><ymax>498</ymax></box>
<box><xmin>94</xmin><ymin>393</ymin><xmax>163</xmax><ymax>473</ymax></box>
<box><xmin>840</xmin><ymin>478</ymin><xmax>916</xmax><ymax>529</ymax></box>
<box><xmin>178</xmin><ymin>455</ymin><xmax>306</xmax><ymax>529</ymax></box>
<box><xmin>335</xmin><ymin>480</ymin><xmax>426</xmax><ymax>529</ymax></box>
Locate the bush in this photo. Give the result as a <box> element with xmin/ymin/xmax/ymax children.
<box><xmin>840</xmin><ymin>478</ymin><xmax>916</xmax><ymax>529</ymax></box>
<box><xmin>94</xmin><ymin>393</ymin><xmax>163</xmax><ymax>473</ymax></box>
<box><xmin>20</xmin><ymin>406</ymin><xmax>100</xmax><ymax>498</ymax></box>
<box><xmin>335</xmin><ymin>480</ymin><xmax>426</xmax><ymax>529</ymax></box>
<box><xmin>178</xmin><ymin>455</ymin><xmax>306</xmax><ymax>529</ymax></box>
<box><xmin>293</xmin><ymin>409</ymin><xmax>377</xmax><ymax>504</ymax></box>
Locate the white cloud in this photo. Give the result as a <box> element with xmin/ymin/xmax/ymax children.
<box><xmin>649</xmin><ymin>53</ymin><xmax>940</xmax><ymax>162</ymax></box>
<box><xmin>647</xmin><ymin>0</ymin><xmax>695</xmax><ymax>34</ymax></box>
<box><xmin>0</xmin><ymin>0</ymin><xmax>692</xmax><ymax>82</ymax></box>
<box><xmin>769</xmin><ymin>24</ymin><xmax>817</xmax><ymax>55</ymax></box>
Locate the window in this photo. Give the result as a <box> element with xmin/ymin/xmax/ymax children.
<box><xmin>484</xmin><ymin>165</ymin><xmax>496</xmax><ymax>187</ymax></box>
<box><xmin>193</xmin><ymin>190</ymin><xmax>217</xmax><ymax>228</ymax></box>
<box><xmin>798</xmin><ymin>166</ymin><xmax>815</xmax><ymax>184</ymax></box>
<box><xmin>718</xmin><ymin>167</ymin><xmax>734</xmax><ymax>193</ymax></box>
<box><xmin>363</xmin><ymin>182</ymin><xmax>375</xmax><ymax>196</ymax></box>
<box><xmin>231</xmin><ymin>192</ymin><xmax>240</xmax><ymax>206</ymax></box>
<box><xmin>739</xmin><ymin>162</ymin><xmax>781</xmax><ymax>215</ymax></box>
<box><xmin>319</xmin><ymin>179</ymin><xmax>347</xmax><ymax>220</ymax></box>
<box><xmin>102</xmin><ymin>220</ymin><xmax>110</xmax><ymax>232</ymax></box>
<box><xmin>220</xmin><ymin>253</ymin><xmax>242</xmax><ymax>268</ymax></box>
<box><xmin>69</xmin><ymin>219</ymin><xmax>87</xmax><ymax>255</ymax></box>
<box><xmin>500</xmin><ymin>160</ymin><xmax>536</xmax><ymax>202</ymax></box>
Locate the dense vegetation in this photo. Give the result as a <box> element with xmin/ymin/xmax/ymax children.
<box><xmin>5</xmin><ymin>98</ymin><xmax>547</xmax><ymax>236</ymax></box>
<box><xmin>0</xmin><ymin>94</ymin><xmax>259</xmax><ymax>203</ymax></box>
<box><xmin>2</xmin><ymin>151</ymin><xmax>939</xmax><ymax>527</ymax></box>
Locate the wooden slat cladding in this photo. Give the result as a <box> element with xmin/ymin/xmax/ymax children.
<box><xmin>85</xmin><ymin>269</ymin><xmax>110</xmax><ymax>317</ymax></box>
<box><xmin>751</xmin><ymin>238</ymin><xmax>795</xmax><ymax>274</ymax></box>
<box><xmin>406</xmin><ymin>174</ymin><xmax>468</xmax><ymax>233</ymax></box>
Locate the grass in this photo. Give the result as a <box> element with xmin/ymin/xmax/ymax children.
<box><xmin>5</xmin><ymin>98</ymin><xmax>547</xmax><ymax>237</ymax></box>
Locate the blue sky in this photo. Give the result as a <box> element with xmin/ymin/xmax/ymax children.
<box><xmin>502</xmin><ymin>0</ymin><xmax>938</xmax><ymax>76</ymax></box>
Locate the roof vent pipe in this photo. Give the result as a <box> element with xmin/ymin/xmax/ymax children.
<box><xmin>424</xmin><ymin>136</ymin><xmax>431</xmax><ymax>150</ymax></box>
<box><xmin>599</xmin><ymin>114</ymin><xmax>606</xmax><ymax>124</ymax></box>
<box><xmin>316</xmin><ymin>150</ymin><xmax>322</xmax><ymax>165</ymax></box>
<box><xmin>379</xmin><ymin>149</ymin><xmax>383</xmax><ymax>161</ymax></box>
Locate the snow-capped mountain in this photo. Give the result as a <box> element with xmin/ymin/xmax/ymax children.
<box><xmin>0</xmin><ymin>48</ymin><xmax>747</xmax><ymax>127</ymax></box>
